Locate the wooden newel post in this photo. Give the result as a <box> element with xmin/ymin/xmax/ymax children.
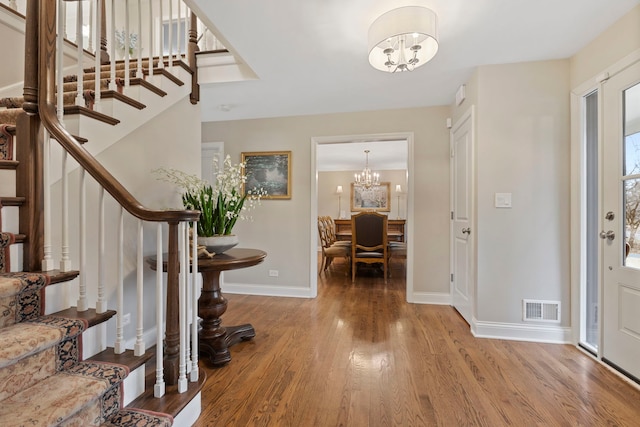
<box><xmin>188</xmin><ymin>12</ymin><xmax>199</xmax><ymax>104</ymax></box>
<box><xmin>99</xmin><ymin>0</ymin><xmax>110</xmax><ymax>64</ymax></box>
<box><xmin>18</xmin><ymin>0</ymin><xmax>45</xmax><ymax>272</ymax></box>
<box><xmin>164</xmin><ymin>222</ymin><xmax>180</xmax><ymax>385</ymax></box>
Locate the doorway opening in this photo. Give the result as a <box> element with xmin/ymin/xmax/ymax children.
<box><xmin>310</xmin><ymin>133</ymin><xmax>414</xmax><ymax>299</ymax></box>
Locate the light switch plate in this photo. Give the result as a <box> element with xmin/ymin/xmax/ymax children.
<box><xmin>495</xmin><ymin>193</ymin><xmax>512</xmax><ymax>208</ymax></box>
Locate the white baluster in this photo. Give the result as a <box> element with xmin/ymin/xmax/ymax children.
<box><xmin>8</xmin><ymin>0</ymin><xmax>17</xmax><ymax>11</ymax></box>
<box><xmin>93</xmin><ymin>0</ymin><xmax>102</xmax><ymax>112</ymax></box>
<box><xmin>57</xmin><ymin>0</ymin><xmax>65</xmax><ymax>125</ymax></box>
<box><xmin>109</xmin><ymin>0</ymin><xmax>116</xmax><ymax>91</ymax></box>
<box><xmin>124</xmin><ymin>0</ymin><xmax>131</xmax><ymax>87</ymax></box>
<box><xmin>190</xmin><ymin>220</ymin><xmax>199</xmax><ymax>382</ymax></box>
<box><xmin>77</xmin><ymin>169</ymin><xmax>88</xmax><ymax>311</ymax></box>
<box><xmin>178</xmin><ymin>221</ymin><xmax>187</xmax><ymax>393</ymax></box>
<box><xmin>135</xmin><ymin>219</ymin><xmax>145</xmax><ymax>356</ymax></box>
<box><xmin>136</xmin><ymin>0</ymin><xmax>143</xmax><ymax>78</ymax></box>
<box><xmin>154</xmin><ymin>223</ymin><xmax>165</xmax><ymax>397</ymax></box>
<box><xmin>168</xmin><ymin>0</ymin><xmax>173</xmax><ymax>70</ymax></box>
<box><xmin>88</xmin><ymin>0</ymin><xmax>94</xmax><ymax>52</ymax></box>
<box><xmin>184</xmin><ymin>3</ymin><xmax>189</xmax><ymax>59</ymax></box>
<box><xmin>148</xmin><ymin>0</ymin><xmax>154</xmax><ymax>73</ymax></box>
<box><xmin>76</xmin><ymin>1</ymin><xmax>84</xmax><ymax>107</ymax></box>
<box><xmin>96</xmin><ymin>188</ymin><xmax>106</xmax><ymax>313</ymax></box>
<box><xmin>60</xmin><ymin>151</ymin><xmax>71</xmax><ymax>272</ymax></box>
<box><xmin>62</xmin><ymin>1</ymin><xmax>67</xmax><ymax>39</ymax></box>
<box><xmin>176</xmin><ymin>0</ymin><xmax>181</xmax><ymax>61</ymax></box>
<box><xmin>158</xmin><ymin>0</ymin><xmax>164</xmax><ymax>69</ymax></box>
<box><xmin>114</xmin><ymin>207</ymin><xmax>125</xmax><ymax>354</ymax></box>
<box><xmin>41</xmin><ymin>130</ymin><xmax>54</xmax><ymax>271</ymax></box>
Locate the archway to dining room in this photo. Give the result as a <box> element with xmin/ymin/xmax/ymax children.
<box><xmin>310</xmin><ymin>133</ymin><xmax>414</xmax><ymax>299</ymax></box>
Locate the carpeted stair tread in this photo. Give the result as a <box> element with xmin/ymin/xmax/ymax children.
<box><xmin>101</xmin><ymin>408</ymin><xmax>173</xmax><ymax>426</ymax></box>
<box><xmin>62</xmin><ymin>78</ymin><xmax>111</xmax><ymax>92</ymax></box>
<box><xmin>0</xmin><ymin>124</ymin><xmax>16</xmax><ymax>160</ymax></box>
<box><xmin>1</xmin><ymin>92</ymin><xmax>93</xmax><ymax>110</ymax></box>
<box><xmin>0</xmin><ymin>108</ymin><xmax>23</xmax><ymax>125</ymax></box>
<box><xmin>85</xmin><ymin>59</ymin><xmax>159</xmax><ymax>73</ymax></box>
<box><xmin>0</xmin><ymin>271</ymin><xmax>49</xmax><ymax>299</ymax></box>
<box><xmin>0</xmin><ymin>316</ymin><xmax>85</xmax><ymax>369</ymax></box>
<box><xmin>76</xmin><ymin>69</ymin><xmax>138</xmax><ymax>82</ymax></box>
<box><xmin>0</xmin><ymin>233</ymin><xmax>16</xmax><ymax>273</ymax></box>
<box><xmin>0</xmin><ymin>272</ymin><xmax>50</xmax><ymax>326</ymax></box>
<box><xmin>0</xmin><ymin>361</ymin><xmax>128</xmax><ymax>426</ymax></box>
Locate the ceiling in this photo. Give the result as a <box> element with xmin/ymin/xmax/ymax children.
<box><xmin>190</xmin><ymin>0</ymin><xmax>639</xmax><ymax>123</ymax></box>
<box><xmin>188</xmin><ymin>0</ymin><xmax>639</xmax><ymax>170</ymax></box>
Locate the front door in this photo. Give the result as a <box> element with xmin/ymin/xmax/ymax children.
<box><xmin>451</xmin><ymin>108</ymin><xmax>474</xmax><ymax>324</ymax></box>
<box><xmin>602</xmin><ymin>61</ymin><xmax>640</xmax><ymax>379</ymax></box>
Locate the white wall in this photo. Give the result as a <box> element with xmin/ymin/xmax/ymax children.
<box><xmin>202</xmin><ymin>106</ymin><xmax>450</xmax><ymax>296</ymax></box>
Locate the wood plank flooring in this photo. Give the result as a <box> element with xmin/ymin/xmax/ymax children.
<box><xmin>192</xmin><ymin>257</ymin><xmax>640</xmax><ymax>426</ymax></box>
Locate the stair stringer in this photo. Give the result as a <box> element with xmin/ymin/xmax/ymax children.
<box><xmin>59</xmin><ymin>74</ymin><xmax>192</xmax><ymax>173</ymax></box>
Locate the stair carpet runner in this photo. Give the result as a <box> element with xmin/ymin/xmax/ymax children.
<box><xmin>0</xmin><ymin>60</ymin><xmax>152</xmax><ymax>126</ymax></box>
<box><xmin>0</xmin><ymin>63</ymin><xmax>173</xmax><ymax>426</ymax></box>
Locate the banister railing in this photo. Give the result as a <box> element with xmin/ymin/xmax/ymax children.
<box><xmin>20</xmin><ymin>0</ymin><xmax>202</xmax><ymax>395</ymax></box>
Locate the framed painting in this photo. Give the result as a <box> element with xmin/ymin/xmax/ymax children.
<box><xmin>241</xmin><ymin>151</ymin><xmax>292</xmax><ymax>199</ymax></box>
<box><xmin>350</xmin><ymin>182</ymin><xmax>390</xmax><ymax>212</ymax></box>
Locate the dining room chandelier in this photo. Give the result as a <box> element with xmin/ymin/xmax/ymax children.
<box><xmin>354</xmin><ymin>150</ymin><xmax>380</xmax><ymax>188</ymax></box>
<box><xmin>368</xmin><ymin>6</ymin><xmax>439</xmax><ymax>73</ymax></box>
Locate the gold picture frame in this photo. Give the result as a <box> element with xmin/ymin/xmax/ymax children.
<box><xmin>241</xmin><ymin>151</ymin><xmax>292</xmax><ymax>199</ymax></box>
<box><xmin>350</xmin><ymin>182</ymin><xmax>391</xmax><ymax>212</ymax></box>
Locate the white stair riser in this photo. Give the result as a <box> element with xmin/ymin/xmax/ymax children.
<box><xmin>0</xmin><ymin>170</ymin><xmax>15</xmax><ymax>197</ymax></box>
<box><xmin>122</xmin><ymin>364</ymin><xmax>146</xmax><ymax>406</ymax></box>
<box><xmin>8</xmin><ymin>244</ymin><xmax>22</xmax><ymax>272</ymax></box>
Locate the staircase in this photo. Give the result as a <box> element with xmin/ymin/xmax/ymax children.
<box><xmin>0</xmin><ymin>0</ymin><xmax>206</xmax><ymax>425</ymax></box>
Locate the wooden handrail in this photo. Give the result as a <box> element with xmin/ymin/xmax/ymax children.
<box><xmin>37</xmin><ymin>0</ymin><xmax>198</xmax><ymax>224</ymax></box>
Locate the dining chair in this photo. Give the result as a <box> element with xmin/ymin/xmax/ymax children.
<box><xmin>323</xmin><ymin>216</ymin><xmax>351</xmax><ymax>249</ymax></box>
<box><xmin>318</xmin><ymin>217</ymin><xmax>350</xmax><ymax>274</ymax></box>
<box><xmin>351</xmin><ymin>212</ymin><xmax>388</xmax><ymax>283</ymax></box>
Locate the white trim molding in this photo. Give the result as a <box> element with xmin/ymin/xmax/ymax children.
<box><xmin>223</xmin><ymin>283</ymin><xmax>314</xmax><ymax>299</ymax></box>
<box><xmin>471</xmin><ymin>318</ymin><xmax>572</xmax><ymax>344</ymax></box>
<box><xmin>408</xmin><ymin>291</ymin><xmax>451</xmax><ymax>305</ymax></box>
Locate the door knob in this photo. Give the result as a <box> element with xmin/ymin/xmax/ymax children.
<box><xmin>599</xmin><ymin>230</ymin><xmax>615</xmax><ymax>241</ymax></box>
<box><xmin>462</xmin><ymin>227</ymin><xmax>471</xmax><ymax>235</ymax></box>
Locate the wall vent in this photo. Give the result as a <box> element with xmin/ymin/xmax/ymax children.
<box><xmin>523</xmin><ymin>300</ymin><xmax>561</xmax><ymax>323</ymax></box>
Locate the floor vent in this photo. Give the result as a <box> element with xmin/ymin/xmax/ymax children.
<box><xmin>523</xmin><ymin>299</ymin><xmax>561</xmax><ymax>323</ymax></box>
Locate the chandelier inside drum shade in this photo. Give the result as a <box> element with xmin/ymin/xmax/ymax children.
<box><xmin>354</xmin><ymin>150</ymin><xmax>380</xmax><ymax>188</ymax></box>
<box><xmin>368</xmin><ymin>6</ymin><xmax>439</xmax><ymax>73</ymax></box>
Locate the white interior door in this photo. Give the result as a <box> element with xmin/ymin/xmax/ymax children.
<box><xmin>602</xmin><ymin>61</ymin><xmax>640</xmax><ymax>379</ymax></box>
<box><xmin>451</xmin><ymin>108</ymin><xmax>474</xmax><ymax>324</ymax></box>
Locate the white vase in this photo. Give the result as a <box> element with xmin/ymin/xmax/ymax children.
<box><xmin>197</xmin><ymin>235</ymin><xmax>239</xmax><ymax>254</ymax></box>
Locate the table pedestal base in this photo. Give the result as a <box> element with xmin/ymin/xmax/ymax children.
<box><xmin>199</xmin><ymin>323</ymin><xmax>255</xmax><ymax>366</ymax></box>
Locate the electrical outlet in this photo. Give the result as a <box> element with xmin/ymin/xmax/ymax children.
<box><xmin>269</xmin><ymin>270</ymin><xmax>279</xmax><ymax>277</ymax></box>
<box><xmin>122</xmin><ymin>313</ymin><xmax>131</xmax><ymax>326</ymax></box>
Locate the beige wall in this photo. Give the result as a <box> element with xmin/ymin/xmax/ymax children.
<box><xmin>318</xmin><ymin>170</ymin><xmax>408</xmax><ymax>220</ymax></box>
<box><xmin>202</xmin><ymin>106</ymin><xmax>450</xmax><ymax>295</ymax></box>
<box><xmin>452</xmin><ymin>59</ymin><xmax>571</xmax><ymax>326</ymax></box>
<box><xmin>570</xmin><ymin>4</ymin><xmax>640</xmax><ymax>89</ymax></box>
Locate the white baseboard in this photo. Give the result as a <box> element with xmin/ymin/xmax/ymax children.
<box><xmin>408</xmin><ymin>291</ymin><xmax>451</xmax><ymax>305</ymax></box>
<box><xmin>222</xmin><ymin>283</ymin><xmax>314</xmax><ymax>298</ymax></box>
<box><xmin>471</xmin><ymin>318</ymin><xmax>572</xmax><ymax>343</ymax></box>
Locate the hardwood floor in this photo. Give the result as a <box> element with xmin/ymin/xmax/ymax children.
<box><xmin>193</xmin><ymin>256</ymin><xmax>640</xmax><ymax>426</ymax></box>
